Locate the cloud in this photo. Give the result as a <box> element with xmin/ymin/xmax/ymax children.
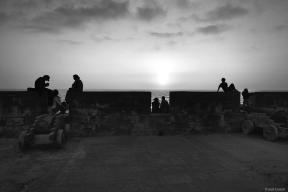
<box><xmin>0</xmin><ymin>12</ymin><xmax>9</xmax><ymax>24</ymax></box>
<box><xmin>150</xmin><ymin>31</ymin><xmax>183</xmax><ymax>38</ymax></box>
<box><xmin>55</xmin><ymin>0</ymin><xmax>129</xmax><ymax>19</ymax></box>
<box><xmin>275</xmin><ymin>24</ymin><xmax>288</xmax><ymax>32</ymax></box>
<box><xmin>58</xmin><ymin>40</ymin><xmax>84</xmax><ymax>45</ymax></box>
<box><xmin>196</xmin><ymin>24</ymin><xmax>230</xmax><ymax>35</ymax></box>
<box><xmin>178</xmin><ymin>3</ymin><xmax>248</xmax><ymax>25</ymax></box>
<box><xmin>23</xmin><ymin>0</ymin><xmax>130</xmax><ymax>32</ymax></box>
<box><xmin>136</xmin><ymin>0</ymin><xmax>166</xmax><ymax>21</ymax></box>
<box><xmin>206</xmin><ymin>3</ymin><xmax>249</xmax><ymax>21</ymax></box>
<box><xmin>175</xmin><ymin>0</ymin><xmax>197</xmax><ymax>9</ymax></box>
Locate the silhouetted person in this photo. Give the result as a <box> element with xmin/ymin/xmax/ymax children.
<box><xmin>34</xmin><ymin>75</ymin><xmax>50</xmax><ymax>95</ymax></box>
<box><xmin>217</xmin><ymin>78</ymin><xmax>228</xmax><ymax>92</ymax></box>
<box><xmin>242</xmin><ymin>88</ymin><xmax>253</xmax><ymax>107</ymax></box>
<box><xmin>160</xmin><ymin>96</ymin><xmax>169</xmax><ymax>113</ymax></box>
<box><xmin>65</xmin><ymin>74</ymin><xmax>83</xmax><ymax>105</ymax></box>
<box><xmin>152</xmin><ymin>98</ymin><xmax>160</xmax><ymax>113</ymax></box>
<box><xmin>72</xmin><ymin>74</ymin><xmax>83</xmax><ymax>92</ymax></box>
<box><xmin>228</xmin><ymin>83</ymin><xmax>238</xmax><ymax>92</ymax></box>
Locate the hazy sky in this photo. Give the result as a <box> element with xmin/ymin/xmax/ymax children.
<box><xmin>0</xmin><ymin>0</ymin><xmax>288</xmax><ymax>91</ymax></box>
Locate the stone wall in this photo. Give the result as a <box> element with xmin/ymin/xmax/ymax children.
<box><xmin>249</xmin><ymin>92</ymin><xmax>288</xmax><ymax>108</ymax></box>
<box><xmin>0</xmin><ymin>91</ymin><xmax>48</xmax><ymax>137</ymax></box>
<box><xmin>68</xmin><ymin>91</ymin><xmax>242</xmax><ymax>136</ymax></box>
<box><xmin>170</xmin><ymin>91</ymin><xmax>240</xmax><ymax>111</ymax></box>
<box><xmin>68</xmin><ymin>91</ymin><xmax>152</xmax><ymax>136</ymax></box>
<box><xmin>169</xmin><ymin>91</ymin><xmax>241</xmax><ymax>133</ymax></box>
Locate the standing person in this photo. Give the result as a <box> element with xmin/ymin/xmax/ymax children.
<box><xmin>72</xmin><ymin>74</ymin><xmax>83</xmax><ymax>92</ymax></box>
<box><xmin>34</xmin><ymin>75</ymin><xmax>50</xmax><ymax>95</ymax></box>
<box><xmin>160</xmin><ymin>96</ymin><xmax>169</xmax><ymax>113</ymax></box>
<box><xmin>152</xmin><ymin>98</ymin><xmax>160</xmax><ymax>113</ymax></box>
<box><xmin>242</xmin><ymin>88</ymin><xmax>253</xmax><ymax>107</ymax></box>
<box><xmin>217</xmin><ymin>78</ymin><xmax>228</xmax><ymax>92</ymax></box>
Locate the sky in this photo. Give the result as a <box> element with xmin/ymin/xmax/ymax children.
<box><xmin>0</xmin><ymin>0</ymin><xmax>288</xmax><ymax>91</ymax></box>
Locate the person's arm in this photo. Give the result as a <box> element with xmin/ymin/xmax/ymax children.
<box><xmin>217</xmin><ymin>84</ymin><xmax>220</xmax><ymax>92</ymax></box>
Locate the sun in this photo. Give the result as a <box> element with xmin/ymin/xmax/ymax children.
<box><xmin>146</xmin><ymin>53</ymin><xmax>175</xmax><ymax>87</ymax></box>
<box><xmin>157</xmin><ymin>73</ymin><xmax>169</xmax><ymax>86</ymax></box>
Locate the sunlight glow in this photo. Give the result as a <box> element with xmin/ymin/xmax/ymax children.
<box><xmin>147</xmin><ymin>53</ymin><xmax>177</xmax><ymax>87</ymax></box>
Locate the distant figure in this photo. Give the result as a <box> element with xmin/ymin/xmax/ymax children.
<box><xmin>228</xmin><ymin>83</ymin><xmax>238</xmax><ymax>92</ymax></box>
<box><xmin>160</xmin><ymin>96</ymin><xmax>169</xmax><ymax>113</ymax></box>
<box><xmin>34</xmin><ymin>75</ymin><xmax>50</xmax><ymax>95</ymax></box>
<box><xmin>72</xmin><ymin>74</ymin><xmax>83</xmax><ymax>92</ymax></box>
<box><xmin>152</xmin><ymin>98</ymin><xmax>160</xmax><ymax>113</ymax></box>
<box><xmin>217</xmin><ymin>78</ymin><xmax>228</xmax><ymax>92</ymax></box>
<box><xmin>242</xmin><ymin>88</ymin><xmax>253</xmax><ymax>107</ymax></box>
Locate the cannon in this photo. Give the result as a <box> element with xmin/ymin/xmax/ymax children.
<box><xmin>18</xmin><ymin>113</ymin><xmax>69</xmax><ymax>150</ymax></box>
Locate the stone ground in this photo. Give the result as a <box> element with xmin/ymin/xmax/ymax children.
<box><xmin>0</xmin><ymin>134</ymin><xmax>287</xmax><ymax>192</ymax></box>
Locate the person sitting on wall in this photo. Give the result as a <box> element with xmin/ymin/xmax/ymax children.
<box><xmin>34</xmin><ymin>75</ymin><xmax>50</xmax><ymax>95</ymax></box>
<box><xmin>72</xmin><ymin>74</ymin><xmax>83</xmax><ymax>92</ymax></box>
<box><xmin>227</xmin><ymin>83</ymin><xmax>239</xmax><ymax>93</ymax></box>
<box><xmin>65</xmin><ymin>74</ymin><xmax>83</xmax><ymax>105</ymax></box>
<box><xmin>152</xmin><ymin>98</ymin><xmax>160</xmax><ymax>113</ymax></box>
<box><xmin>242</xmin><ymin>88</ymin><xmax>253</xmax><ymax>107</ymax></box>
<box><xmin>217</xmin><ymin>78</ymin><xmax>228</xmax><ymax>92</ymax></box>
<box><xmin>160</xmin><ymin>96</ymin><xmax>169</xmax><ymax>113</ymax></box>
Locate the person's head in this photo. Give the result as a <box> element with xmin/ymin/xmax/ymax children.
<box><xmin>162</xmin><ymin>96</ymin><xmax>166</xmax><ymax>100</ymax></box>
<box><xmin>153</xmin><ymin>98</ymin><xmax>159</xmax><ymax>102</ymax></box>
<box><xmin>43</xmin><ymin>75</ymin><xmax>50</xmax><ymax>81</ymax></box>
<box><xmin>243</xmin><ymin>88</ymin><xmax>248</xmax><ymax>93</ymax></box>
<box><xmin>230</xmin><ymin>83</ymin><xmax>235</xmax><ymax>89</ymax></box>
<box><xmin>221</xmin><ymin>78</ymin><xmax>226</xmax><ymax>82</ymax></box>
<box><xmin>73</xmin><ymin>74</ymin><xmax>80</xmax><ymax>80</ymax></box>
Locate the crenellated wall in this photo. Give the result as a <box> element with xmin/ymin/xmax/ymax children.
<box><xmin>249</xmin><ymin>92</ymin><xmax>288</xmax><ymax>108</ymax></box>
<box><xmin>68</xmin><ymin>91</ymin><xmax>153</xmax><ymax>136</ymax></box>
<box><xmin>0</xmin><ymin>90</ymin><xmax>251</xmax><ymax>137</ymax></box>
<box><xmin>169</xmin><ymin>91</ymin><xmax>241</xmax><ymax>132</ymax></box>
<box><xmin>68</xmin><ymin>91</ymin><xmax>151</xmax><ymax>114</ymax></box>
<box><xmin>170</xmin><ymin>91</ymin><xmax>240</xmax><ymax>111</ymax></box>
<box><xmin>68</xmin><ymin>91</ymin><xmax>242</xmax><ymax>136</ymax></box>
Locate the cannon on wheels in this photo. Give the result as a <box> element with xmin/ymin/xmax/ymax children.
<box><xmin>241</xmin><ymin>110</ymin><xmax>288</xmax><ymax>141</ymax></box>
<box><xmin>18</xmin><ymin>113</ymin><xmax>69</xmax><ymax>151</ymax></box>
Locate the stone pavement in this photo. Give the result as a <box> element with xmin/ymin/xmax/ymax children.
<box><xmin>44</xmin><ymin>135</ymin><xmax>287</xmax><ymax>192</ymax></box>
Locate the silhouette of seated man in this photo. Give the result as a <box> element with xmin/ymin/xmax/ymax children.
<box><xmin>160</xmin><ymin>96</ymin><xmax>169</xmax><ymax>113</ymax></box>
<box><xmin>227</xmin><ymin>83</ymin><xmax>239</xmax><ymax>92</ymax></box>
<box><xmin>65</xmin><ymin>74</ymin><xmax>83</xmax><ymax>105</ymax></box>
<box><xmin>242</xmin><ymin>88</ymin><xmax>253</xmax><ymax>107</ymax></box>
<box><xmin>152</xmin><ymin>98</ymin><xmax>160</xmax><ymax>113</ymax></box>
<box><xmin>34</xmin><ymin>75</ymin><xmax>50</xmax><ymax>95</ymax></box>
<box><xmin>72</xmin><ymin>74</ymin><xmax>83</xmax><ymax>92</ymax></box>
<box><xmin>217</xmin><ymin>78</ymin><xmax>228</xmax><ymax>92</ymax></box>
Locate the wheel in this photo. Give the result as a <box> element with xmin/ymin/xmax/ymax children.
<box><xmin>18</xmin><ymin>131</ymin><xmax>30</xmax><ymax>151</ymax></box>
<box><xmin>241</xmin><ymin>120</ymin><xmax>255</xmax><ymax>135</ymax></box>
<box><xmin>263</xmin><ymin>125</ymin><xmax>279</xmax><ymax>141</ymax></box>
